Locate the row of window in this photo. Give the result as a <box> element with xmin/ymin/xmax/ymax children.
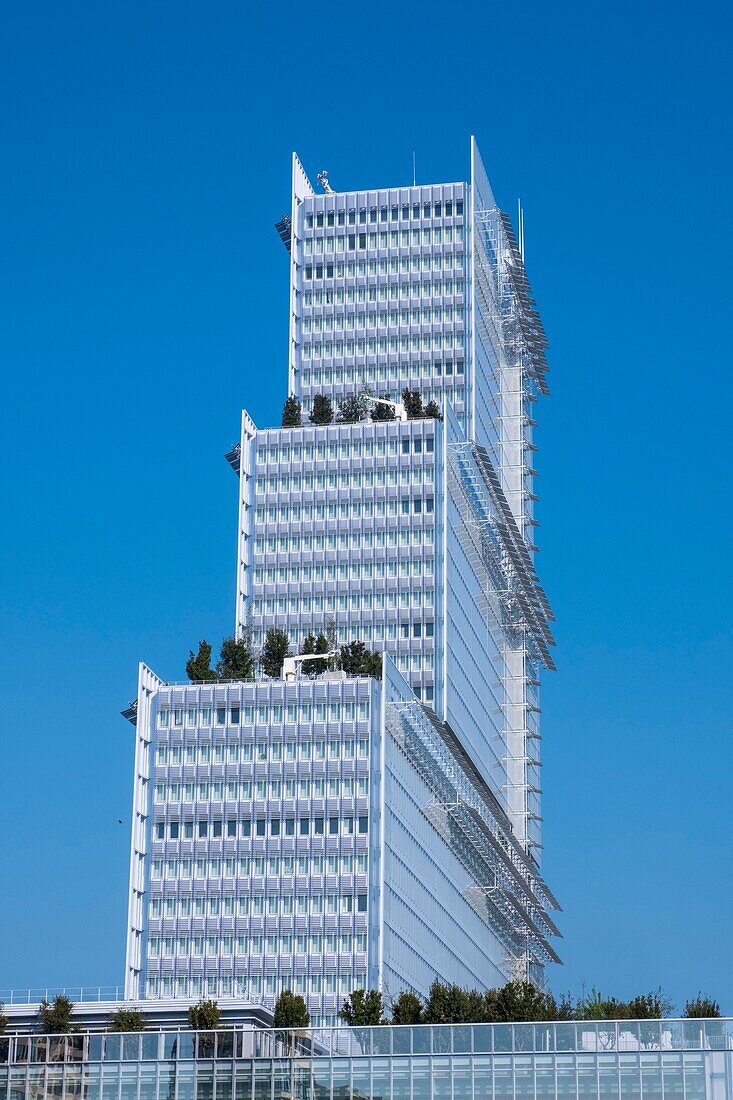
<box><xmin>154</xmin><ymin>814</ymin><xmax>370</xmax><ymax>841</ymax></box>
<box><xmin>304</xmin><ymin>253</ymin><xmax>462</xmax><ymax>281</ymax></box>
<box><xmin>300</xmin><ymin>361</ymin><xmax>463</xmax><ymax>387</ymax></box>
<box><xmin>254</xmin><ymin>468</ymin><xmax>434</xmax><ymax>497</ymax></box>
<box><xmin>305</xmin><ymin>201</ymin><xmax>463</xmax><ymax>228</ymax></box>
<box><xmin>256</xmin><ymin>435</ymin><xmax>434</xmax><ymax>464</ymax></box>
<box><xmin>302</xmin><ymin>279</ymin><xmax>464</xmax><ymax>307</ymax></box>
<box><xmin>145</xmin><ymin>972</ymin><xmax>366</xmax><ymax>1001</ymax></box>
<box><xmin>253</xmin><ymin>562</ymin><xmax>434</xmax><ymax>586</ymax></box>
<box><xmin>251</xmin><ymin>529</ymin><xmax>435</xmax><ymax>554</ymax></box>
<box><xmin>158</xmin><ymin>704</ymin><xmax>370</xmax><ymax>729</ymax></box>
<box><xmin>252</xmin><ymin>592</ymin><xmax>436</xmax><ymax>616</ymax></box>
<box><xmin>149</xmin><ymin>854</ymin><xmax>369</xmax><ymax>905</ymax></box>
<box><xmin>152</xmin><ymin>779</ymin><xmax>369</xmax><ymax>805</ymax></box>
<box><xmin>301</xmin><ymin>334</ymin><xmax>463</xmax><ymax>358</ymax></box>
<box><xmin>254</xmin><ymin>497</ymin><xmax>434</xmax><ymax>526</ymax></box>
<box><xmin>303</xmin><ymin>227</ymin><xmax>464</xmax><ymax>255</ymax></box>
<box><xmin>149</xmin><ymin>930</ymin><xmax>368</xmax><ymax>959</ymax></box>
<box><xmin>301</xmin><ymin>308</ymin><xmax>462</xmax><ymax>331</ymax></box>
<box><xmin>155</xmin><ymin>738</ymin><xmax>369</xmax><ymax>762</ymax></box>
<box><xmin>149</xmin><ymin>887</ymin><xmax>367</xmax><ymax>920</ymax></box>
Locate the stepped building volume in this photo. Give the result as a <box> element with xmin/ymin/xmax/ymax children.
<box><xmin>123</xmin><ymin>137</ymin><xmax>561</xmax><ymax>1025</ymax></box>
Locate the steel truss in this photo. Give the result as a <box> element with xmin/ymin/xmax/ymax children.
<box><xmin>448</xmin><ymin>440</ymin><xmax>556</xmax><ymax>670</ymax></box>
<box><xmin>385</xmin><ymin>697</ymin><xmax>561</xmax><ymax>968</ymax></box>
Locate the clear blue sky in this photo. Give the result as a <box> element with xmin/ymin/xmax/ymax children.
<box><xmin>1</xmin><ymin>0</ymin><xmax>732</xmax><ymax>1011</ymax></box>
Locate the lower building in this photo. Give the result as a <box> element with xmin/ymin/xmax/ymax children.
<box><xmin>1</xmin><ymin>1018</ymin><xmax>731</xmax><ymax>1099</ymax></box>
<box><xmin>124</xmin><ymin>657</ymin><xmax>559</xmax><ymax>1024</ymax></box>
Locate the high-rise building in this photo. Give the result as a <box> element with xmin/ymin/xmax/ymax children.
<box><xmin>123</xmin><ymin>138</ymin><xmax>560</xmax><ymax>1025</ymax></box>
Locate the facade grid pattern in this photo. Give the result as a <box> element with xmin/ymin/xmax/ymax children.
<box><xmin>125</xmin><ymin>138</ymin><xmax>561</xmax><ymax>1023</ymax></box>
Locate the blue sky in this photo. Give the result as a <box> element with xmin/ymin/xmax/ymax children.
<box><xmin>1</xmin><ymin>0</ymin><xmax>732</xmax><ymax>1011</ymax></box>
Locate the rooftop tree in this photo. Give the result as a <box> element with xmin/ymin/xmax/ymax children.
<box><xmin>424</xmin><ymin>399</ymin><xmax>442</xmax><ymax>420</ymax></box>
<box><xmin>337</xmin><ymin>392</ymin><xmax>369</xmax><ymax>424</ymax></box>
<box><xmin>302</xmin><ymin>631</ymin><xmax>330</xmax><ymax>676</ymax></box>
<box><xmin>273</xmin><ymin>989</ymin><xmax>310</xmax><ymax>1029</ymax></box>
<box><xmin>390</xmin><ymin>991</ymin><xmax>423</xmax><ymax>1025</ymax></box>
<box><xmin>108</xmin><ymin>1008</ymin><xmax>146</xmax><ymax>1032</ymax></box>
<box><xmin>260</xmin><ymin>628</ymin><xmax>290</xmax><ymax>678</ymax></box>
<box><xmin>186</xmin><ymin>641</ymin><xmax>217</xmax><ymax>682</ymax></box>
<box><xmin>281</xmin><ymin>395</ymin><xmax>302</xmax><ymax>428</ymax></box>
<box><xmin>402</xmin><ymin>388</ymin><xmax>424</xmax><ymax>418</ymax></box>
<box><xmin>339</xmin><ymin>989</ymin><xmax>387</xmax><ymax>1027</ymax></box>
<box><xmin>685</xmin><ymin>995</ymin><xmax>721</xmax><ymax>1018</ymax></box>
<box><xmin>187</xmin><ymin>999</ymin><xmax>221</xmax><ymax>1030</ymax></box>
<box><xmin>217</xmin><ymin>636</ymin><xmax>254</xmax><ymax>681</ymax></box>
<box><xmin>38</xmin><ymin>996</ymin><xmax>75</xmax><ymax>1034</ymax></box>
<box><xmin>340</xmin><ymin>641</ymin><xmax>382</xmax><ymax>678</ymax></box>
<box><xmin>309</xmin><ymin>394</ymin><xmax>333</xmax><ymax>426</ymax></box>
<box><xmin>370</xmin><ymin>395</ymin><xmax>396</xmax><ymax>421</ymax></box>
<box><xmin>486</xmin><ymin>981</ymin><xmax>559</xmax><ymax>1023</ymax></box>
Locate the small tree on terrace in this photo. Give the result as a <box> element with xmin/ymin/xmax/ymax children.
<box><xmin>339</xmin><ymin>989</ymin><xmax>387</xmax><ymax>1027</ymax></box>
<box><xmin>685</xmin><ymin>995</ymin><xmax>721</xmax><ymax>1018</ymax></box>
<box><xmin>487</xmin><ymin>981</ymin><xmax>558</xmax><ymax>1023</ymax></box>
<box><xmin>302</xmin><ymin>631</ymin><xmax>330</xmax><ymax>676</ymax></box>
<box><xmin>402</xmin><ymin>388</ymin><xmax>424</xmax><ymax>418</ymax></box>
<box><xmin>309</xmin><ymin>394</ymin><xmax>334</xmax><ymax>426</ymax></box>
<box><xmin>217</xmin><ymin>635</ymin><xmax>254</xmax><ymax>681</ymax></box>
<box><xmin>186</xmin><ymin>640</ymin><xmax>217</xmax><ymax>682</ymax></box>
<box><xmin>281</xmin><ymin>395</ymin><xmax>302</xmax><ymax>428</ymax></box>
<box><xmin>370</xmin><ymin>394</ymin><xmax>396</xmax><ymax>421</ymax></box>
<box><xmin>423</xmin><ymin>981</ymin><xmax>474</xmax><ymax>1024</ymax></box>
<box><xmin>38</xmin><ymin>996</ymin><xmax>75</xmax><ymax>1034</ymax></box>
<box><xmin>108</xmin><ymin>1008</ymin><xmax>146</xmax><ymax>1032</ymax></box>
<box><xmin>626</xmin><ymin>991</ymin><xmax>670</xmax><ymax>1020</ymax></box>
<box><xmin>424</xmin><ymin>399</ymin><xmax>442</xmax><ymax>420</ymax></box>
<box><xmin>340</xmin><ymin>641</ymin><xmax>382</xmax><ymax>678</ymax></box>
<box><xmin>273</xmin><ymin>989</ymin><xmax>310</xmax><ymax>1029</ymax></box>
<box><xmin>337</xmin><ymin>393</ymin><xmax>368</xmax><ymax>424</ymax></box>
<box><xmin>260</xmin><ymin>628</ymin><xmax>290</xmax><ymax>678</ymax></box>
<box><xmin>391</xmin><ymin>991</ymin><xmax>423</xmax><ymax>1025</ymax></box>
<box><xmin>188</xmin><ymin>999</ymin><xmax>221</xmax><ymax>1030</ymax></box>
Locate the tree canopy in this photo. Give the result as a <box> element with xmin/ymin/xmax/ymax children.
<box><xmin>303</xmin><ymin>631</ymin><xmax>331</xmax><ymax>675</ymax></box>
<box><xmin>274</xmin><ymin>989</ymin><xmax>310</xmax><ymax>1029</ymax></box>
<box><xmin>337</xmin><ymin>393</ymin><xmax>369</xmax><ymax>424</ymax></box>
<box><xmin>185</xmin><ymin>640</ymin><xmax>217</xmax><ymax>682</ymax></box>
<box><xmin>187</xmin><ymin>999</ymin><xmax>221</xmax><ymax>1030</ymax></box>
<box><xmin>281</xmin><ymin>395</ymin><xmax>302</xmax><ymax>428</ymax></box>
<box><xmin>108</xmin><ymin>1008</ymin><xmax>146</xmax><ymax>1032</ymax></box>
<box><xmin>391</xmin><ymin>991</ymin><xmax>423</xmax><ymax>1025</ymax></box>
<box><xmin>217</xmin><ymin>636</ymin><xmax>254</xmax><ymax>681</ymax></box>
<box><xmin>339</xmin><ymin>989</ymin><xmax>387</xmax><ymax>1027</ymax></box>
<box><xmin>370</xmin><ymin>395</ymin><xmax>396</xmax><ymax>421</ymax></box>
<box><xmin>402</xmin><ymin>388</ymin><xmax>424</xmax><ymax>418</ymax></box>
<box><xmin>340</xmin><ymin>641</ymin><xmax>382</xmax><ymax>678</ymax></box>
<box><xmin>260</xmin><ymin>628</ymin><xmax>290</xmax><ymax>678</ymax></box>
<box><xmin>38</xmin><ymin>996</ymin><xmax>75</xmax><ymax>1034</ymax></box>
<box><xmin>684</xmin><ymin>995</ymin><xmax>721</xmax><ymax>1018</ymax></box>
<box><xmin>309</xmin><ymin>394</ymin><xmax>333</xmax><ymax>425</ymax></box>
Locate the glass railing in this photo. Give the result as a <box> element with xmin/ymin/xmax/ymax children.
<box><xmin>0</xmin><ymin>987</ymin><xmax>126</xmax><ymax>1006</ymax></box>
<box><xmin>1</xmin><ymin>1019</ymin><xmax>731</xmax><ymax>1065</ymax></box>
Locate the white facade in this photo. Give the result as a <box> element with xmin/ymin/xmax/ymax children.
<box><xmin>125</xmin><ymin>140</ymin><xmax>559</xmax><ymax>1023</ymax></box>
